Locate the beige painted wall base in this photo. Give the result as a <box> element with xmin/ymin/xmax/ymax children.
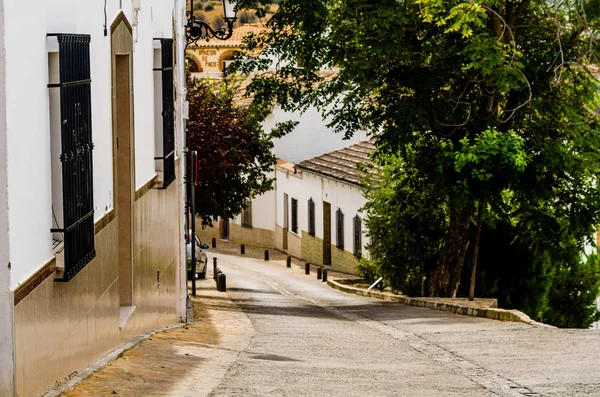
<box><xmin>301</xmin><ymin>231</ymin><xmax>359</xmax><ymax>275</ymax></box>
<box><xmin>196</xmin><ymin>220</ymin><xmax>276</xmax><ymax>249</ymax></box>
<box><xmin>14</xmin><ymin>182</ymin><xmax>181</xmax><ymax>397</ymax></box>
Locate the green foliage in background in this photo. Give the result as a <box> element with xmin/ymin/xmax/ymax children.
<box><xmin>230</xmin><ymin>0</ymin><xmax>600</xmax><ymax>326</ymax></box>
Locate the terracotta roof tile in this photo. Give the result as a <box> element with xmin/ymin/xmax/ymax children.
<box><xmin>296</xmin><ymin>141</ymin><xmax>375</xmax><ymax>186</ymax></box>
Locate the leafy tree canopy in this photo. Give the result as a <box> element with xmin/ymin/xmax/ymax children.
<box><xmin>232</xmin><ymin>0</ymin><xmax>600</xmax><ymax>324</ymax></box>
<box><xmin>187</xmin><ymin>77</ymin><xmax>295</xmax><ymax>226</ymax></box>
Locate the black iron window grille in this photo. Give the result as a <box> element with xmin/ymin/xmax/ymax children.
<box><xmin>353</xmin><ymin>215</ymin><xmax>362</xmax><ymax>255</ymax></box>
<box><xmin>336</xmin><ymin>209</ymin><xmax>344</xmax><ymax>249</ymax></box>
<box><xmin>242</xmin><ymin>201</ymin><xmax>252</xmax><ymax>229</ymax></box>
<box><xmin>154</xmin><ymin>38</ymin><xmax>175</xmax><ymax>188</ymax></box>
<box><xmin>291</xmin><ymin>198</ymin><xmax>298</xmax><ymax>234</ymax></box>
<box><xmin>48</xmin><ymin>33</ymin><xmax>95</xmax><ymax>282</ymax></box>
<box><xmin>308</xmin><ymin>198</ymin><xmax>315</xmax><ymax>236</ymax></box>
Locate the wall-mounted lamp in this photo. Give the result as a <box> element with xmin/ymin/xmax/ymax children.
<box><xmin>186</xmin><ymin>0</ymin><xmax>238</xmax><ymax>45</ymax></box>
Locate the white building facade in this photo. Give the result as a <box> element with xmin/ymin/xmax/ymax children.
<box><xmin>0</xmin><ymin>1</ymin><xmax>188</xmax><ymax>395</ymax></box>
<box><xmin>274</xmin><ymin>142</ymin><xmax>372</xmax><ymax>274</ymax></box>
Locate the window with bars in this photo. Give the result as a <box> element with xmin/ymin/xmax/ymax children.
<box><xmin>336</xmin><ymin>209</ymin><xmax>344</xmax><ymax>249</ymax></box>
<box><xmin>291</xmin><ymin>198</ymin><xmax>298</xmax><ymax>234</ymax></box>
<box><xmin>241</xmin><ymin>201</ymin><xmax>252</xmax><ymax>229</ymax></box>
<box><xmin>154</xmin><ymin>38</ymin><xmax>175</xmax><ymax>188</ymax></box>
<box><xmin>353</xmin><ymin>215</ymin><xmax>362</xmax><ymax>255</ymax></box>
<box><xmin>48</xmin><ymin>33</ymin><xmax>95</xmax><ymax>282</ymax></box>
<box><xmin>308</xmin><ymin>198</ymin><xmax>315</xmax><ymax>236</ymax></box>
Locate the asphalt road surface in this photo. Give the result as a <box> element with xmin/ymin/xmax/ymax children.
<box><xmin>201</xmin><ymin>251</ymin><xmax>600</xmax><ymax>397</ymax></box>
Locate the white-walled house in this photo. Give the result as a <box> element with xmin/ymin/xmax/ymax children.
<box><xmin>201</xmin><ymin>141</ymin><xmax>374</xmax><ymax>276</ymax></box>
<box><xmin>274</xmin><ymin>142</ymin><xmax>373</xmax><ymax>274</ymax></box>
<box><xmin>265</xmin><ymin>107</ymin><xmax>369</xmax><ymax>163</ymax></box>
<box><xmin>0</xmin><ymin>1</ymin><xmax>187</xmax><ymax>395</ymax></box>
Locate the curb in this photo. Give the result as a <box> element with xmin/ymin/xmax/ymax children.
<box><xmin>327</xmin><ymin>278</ymin><xmax>555</xmax><ymax>328</ymax></box>
<box><xmin>43</xmin><ymin>322</ymin><xmax>188</xmax><ymax>397</ymax></box>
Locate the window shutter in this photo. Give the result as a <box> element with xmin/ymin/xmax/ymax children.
<box><xmin>242</xmin><ymin>201</ymin><xmax>252</xmax><ymax>229</ymax></box>
<box><xmin>291</xmin><ymin>198</ymin><xmax>298</xmax><ymax>233</ymax></box>
<box><xmin>49</xmin><ymin>34</ymin><xmax>95</xmax><ymax>282</ymax></box>
<box><xmin>154</xmin><ymin>38</ymin><xmax>175</xmax><ymax>188</ymax></box>
<box><xmin>336</xmin><ymin>209</ymin><xmax>344</xmax><ymax>249</ymax></box>
<box><xmin>308</xmin><ymin>198</ymin><xmax>315</xmax><ymax>236</ymax></box>
<box><xmin>354</xmin><ymin>215</ymin><xmax>362</xmax><ymax>255</ymax></box>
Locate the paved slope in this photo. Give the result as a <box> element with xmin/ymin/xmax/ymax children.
<box><xmin>208</xmin><ymin>252</ymin><xmax>600</xmax><ymax>397</ymax></box>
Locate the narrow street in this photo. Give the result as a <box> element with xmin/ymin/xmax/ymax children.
<box><xmin>64</xmin><ymin>248</ymin><xmax>600</xmax><ymax>397</ymax></box>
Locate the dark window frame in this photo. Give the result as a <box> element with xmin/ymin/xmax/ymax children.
<box><xmin>336</xmin><ymin>208</ymin><xmax>344</xmax><ymax>249</ymax></box>
<box><xmin>308</xmin><ymin>198</ymin><xmax>315</xmax><ymax>236</ymax></box>
<box><xmin>291</xmin><ymin>198</ymin><xmax>298</xmax><ymax>234</ymax></box>
<box><xmin>153</xmin><ymin>38</ymin><xmax>175</xmax><ymax>188</ymax></box>
<box><xmin>353</xmin><ymin>215</ymin><xmax>362</xmax><ymax>255</ymax></box>
<box><xmin>48</xmin><ymin>33</ymin><xmax>96</xmax><ymax>282</ymax></box>
<box><xmin>241</xmin><ymin>201</ymin><xmax>252</xmax><ymax>229</ymax></box>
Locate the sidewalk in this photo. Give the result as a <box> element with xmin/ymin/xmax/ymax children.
<box><xmin>60</xmin><ymin>280</ymin><xmax>254</xmax><ymax>397</ymax></box>
<box><xmin>58</xmin><ymin>241</ymin><xmax>353</xmax><ymax>397</ymax></box>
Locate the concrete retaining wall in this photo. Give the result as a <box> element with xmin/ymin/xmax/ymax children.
<box><xmin>328</xmin><ymin>278</ymin><xmax>555</xmax><ymax>328</ymax></box>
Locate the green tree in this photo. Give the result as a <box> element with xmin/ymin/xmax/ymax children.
<box><xmin>186</xmin><ymin>77</ymin><xmax>295</xmax><ymax>226</ymax></box>
<box><xmin>232</xmin><ymin>0</ymin><xmax>600</xmax><ymax>305</ymax></box>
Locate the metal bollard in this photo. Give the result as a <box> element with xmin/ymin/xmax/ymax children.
<box><xmin>322</xmin><ymin>268</ymin><xmax>328</xmax><ymax>282</ymax></box>
<box><xmin>212</xmin><ymin>237</ymin><xmax>216</xmax><ymax>248</ymax></box>
<box><xmin>218</xmin><ymin>273</ymin><xmax>227</xmax><ymax>292</ymax></box>
<box><xmin>241</xmin><ymin>244</ymin><xmax>245</xmax><ymax>255</ymax></box>
<box><xmin>213</xmin><ymin>257</ymin><xmax>217</xmax><ymax>280</ymax></box>
<box><xmin>264</xmin><ymin>250</ymin><xmax>269</xmax><ymax>261</ymax></box>
<box><xmin>305</xmin><ymin>263</ymin><xmax>310</xmax><ymax>275</ymax></box>
<box><xmin>317</xmin><ymin>267</ymin><xmax>322</xmax><ymax>280</ymax></box>
<box><xmin>286</xmin><ymin>256</ymin><xmax>291</xmax><ymax>268</ymax></box>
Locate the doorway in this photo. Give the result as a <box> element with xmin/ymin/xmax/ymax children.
<box><xmin>323</xmin><ymin>201</ymin><xmax>331</xmax><ymax>266</ymax></box>
<box><xmin>220</xmin><ymin>219</ymin><xmax>230</xmax><ymax>241</ymax></box>
<box><xmin>112</xmin><ymin>14</ymin><xmax>135</xmax><ymax>312</ymax></box>
<box><xmin>283</xmin><ymin>193</ymin><xmax>289</xmax><ymax>250</ymax></box>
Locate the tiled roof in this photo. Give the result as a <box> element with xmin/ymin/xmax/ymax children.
<box><xmin>296</xmin><ymin>141</ymin><xmax>375</xmax><ymax>187</ymax></box>
<box><xmin>189</xmin><ymin>24</ymin><xmax>265</xmax><ymax>48</ymax></box>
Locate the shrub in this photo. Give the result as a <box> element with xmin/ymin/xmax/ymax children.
<box><xmin>238</xmin><ymin>10</ymin><xmax>258</xmax><ymax>24</ymax></box>
<box><xmin>459</xmin><ymin>222</ymin><xmax>600</xmax><ymax>328</ymax></box>
<box><xmin>357</xmin><ymin>258</ymin><xmax>379</xmax><ymax>286</ymax></box>
<box><xmin>204</xmin><ymin>3</ymin><xmax>214</xmax><ymax>11</ymax></box>
<box><xmin>544</xmin><ymin>252</ymin><xmax>600</xmax><ymax>328</ymax></box>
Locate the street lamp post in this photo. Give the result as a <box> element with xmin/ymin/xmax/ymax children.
<box><xmin>186</xmin><ymin>0</ymin><xmax>238</xmax><ymax>45</ymax></box>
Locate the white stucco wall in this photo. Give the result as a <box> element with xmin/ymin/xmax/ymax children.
<box><xmin>266</xmin><ymin>106</ymin><xmax>369</xmax><ymax>163</ymax></box>
<box><xmin>232</xmin><ymin>172</ymin><xmax>276</xmax><ymax>231</ymax></box>
<box><xmin>0</xmin><ymin>0</ymin><xmax>16</xmax><ymax>391</ymax></box>
<box><xmin>174</xmin><ymin>0</ymin><xmax>188</xmax><ymax>322</ymax></box>
<box><xmin>275</xmin><ymin>168</ymin><xmax>368</xmax><ymax>254</ymax></box>
<box><xmin>5</xmin><ymin>0</ymin><xmax>178</xmax><ymax>288</ymax></box>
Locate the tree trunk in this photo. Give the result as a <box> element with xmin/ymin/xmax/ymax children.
<box><xmin>469</xmin><ymin>199</ymin><xmax>485</xmax><ymax>301</ymax></box>
<box><xmin>427</xmin><ymin>203</ymin><xmax>473</xmax><ymax>297</ymax></box>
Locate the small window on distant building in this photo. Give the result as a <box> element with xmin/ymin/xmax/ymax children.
<box><xmin>291</xmin><ymin>198</ymin><xmax>298</xmax><ymax>234</ymax></box>
<box><xmin>308</xmin><ymin>198</ymin><xmax>315</xmax><ymax>236</ymax></box>
<box><xmin>336</xmin><ymin>209</ymin><xmax>344</xmax><ymax>249</ymax></box>
<box><xmin>353</xmin><ymin>215</ymin><xmax>362</xmax><ymax>255</ymax></box>
<box><xmin>242</xmin><ymin>201</ymin><xmax>252</xmax><ymax>229</ymax></box>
